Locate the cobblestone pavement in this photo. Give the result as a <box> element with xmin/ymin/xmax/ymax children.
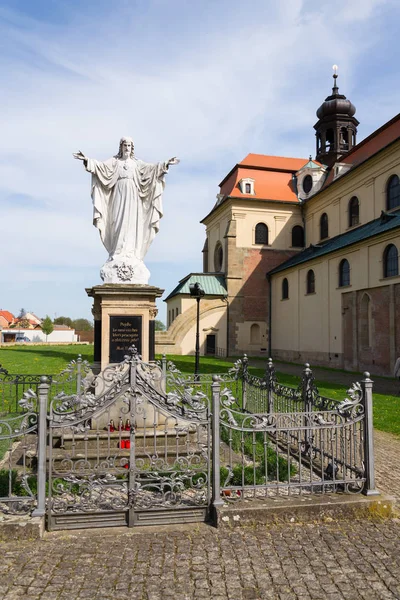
<box><xmin>1</xmin><ymin>519</ymin><xmax>400</xmax><ymax>600</ymax></box>
<box><xmin>374</xmin><ymin>429</ymin><xmax>400</xmax><ymax>504</ymax></box>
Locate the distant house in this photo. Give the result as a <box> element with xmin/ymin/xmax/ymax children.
<box><xmin>25</xmin><ymin>312</ymin><xmax>42</xmax><ymax>326</ymax></box>
<box><xmin>0</xmin><ymin>311</ymin><xmax>15</xmax><ymax>327</ymax></box>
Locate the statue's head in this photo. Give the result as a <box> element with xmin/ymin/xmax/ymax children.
<box><xmin>117</xmin><ymin>137</ymin><xmax>135</xmax><ymax>159</ymax></box>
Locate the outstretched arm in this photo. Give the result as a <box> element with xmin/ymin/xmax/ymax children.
<box><xmin>73</xmin><ymin>150</ymin><xmax>88</xmax><ymax>168</ymax></box>
<box><xmin>166</xmin><ymin>157</ymin><xmax>180</xmax><ymax>167</ymax></box>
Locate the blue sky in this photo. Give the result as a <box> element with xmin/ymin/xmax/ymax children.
<box><xmin>1</xmin><ymin>0</ymin><xmax>400</xmax><ymax>324</ymax></box>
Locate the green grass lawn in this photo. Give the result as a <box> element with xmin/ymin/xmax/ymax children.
<box><xmin>0</xmin><ymin>344</ymin><xmax>94</xmax><ymax>374</ymax></box>
<box><xmin>0</xmin><ymin>346</ymin><xmax>398</xmax><ymax>437</ymax></box>
<box><xmin>160</xmin><ymin>354</ymin><xmax>400</xmax><ymax>438</ymax></box>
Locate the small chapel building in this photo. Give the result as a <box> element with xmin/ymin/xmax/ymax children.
<box><xmin>156</xmin><ymin>71</ymin><xmax>400</xmax><ymax>376</ymax></box>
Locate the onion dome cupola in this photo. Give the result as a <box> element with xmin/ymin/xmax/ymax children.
<box><xmin>314</xmin><ymin>66</ymin><xmax>359</xmax><ymax>168</ymax></box>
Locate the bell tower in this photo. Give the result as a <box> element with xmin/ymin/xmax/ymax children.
<box><xmin>314</xmin><ymin>66</ymin><xmax>359</xmax><ymax>168</ymax></box>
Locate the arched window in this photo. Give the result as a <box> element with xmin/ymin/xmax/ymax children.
<box><xmin>383</xmin><ymin>244</ymin><xmax>399</xmax><ymax>278</ymax></box>
<box><xmin>255</xmin><ymin>223</ymin><xmax>268</xmax><ymax>245</ymax></box>
<box><xmin>292</xmin><ymin>225</ymin><xmax>304</xmax><ymax>247</ymax></box>
<box><xmin>360</xmin><ymin>294</ymin><xmax>371</xmax><ymax>349</ymax></box>
<box><xmin>387</xmin><ymin>175</ymin><xmax>400</xmax><ymax>210</ymax></box>
<box><xmin>306</xmin><ymin>270</ymin><xmax>315</xmax><ymax>294</ymax></box>
<box><xmin>214</xmin><ymin>242</ymin><xmax>223</xmax><ymax>272</ymax></box>
<box><xmin>250</xmin><ymin>323</ymin><xmax>260</xmax><ymax>344</ymax></box>
<box><xmin>348</xmin><ymin>196</ymin><xmax>359</xmax><ymax>227</ymax></box>
<box><xmin>320</xmin><ymin>213</ymin><xmax>329</xmax><ymax>240</ymax></box>
<box><xmin>282</xmin><ymin>278</ymin><xmax>289</xmax><ymax>299</ymax></box>
<box><xmin>339</xmin><ymin>259</ymin><xmax>350</xmax><ymax>287</ymax></box>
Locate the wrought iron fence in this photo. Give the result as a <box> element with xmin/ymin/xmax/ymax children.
<box><xmin>0</xmin><ymin>351</ymin><xmax>378</xmax><ymax>525</ymax></box>
<box><xmin>0</xmin><ymin>387</ymin><xmax>40</xmax><ymax>514</ymax></box>
<box><xmin>212</xmin><ymin>358</ymin><xmax>376</xmax><ymax>502</ymax></box>
<box><xmin>0</xmin><ymin>357</ymin><xmax>92</xmax><ymax>415</ymax></box>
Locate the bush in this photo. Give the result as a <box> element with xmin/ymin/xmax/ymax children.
<box><xmin>0</xmin><ymin>469</ymin><xmax>37</xmax><ymax>497</ymax></box>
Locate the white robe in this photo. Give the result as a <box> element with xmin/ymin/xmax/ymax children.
<box><xmin>86</xmin><ymin>156</ymin><xmax>168</xmax><ymax>263</ymax></box>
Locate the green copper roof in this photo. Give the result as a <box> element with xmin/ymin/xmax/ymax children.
<box><xmin>302</xmin><ymin>159</ymin><xmax>321</xmax><ymax>170</ymax></box>
<box><xmin>268</xmin><ymin>209</ymin><xmax>400</xmax><ymax>276</ymax></box>
<box><xmin>165</xmin><ymin>273</ymin><xmax>227</xmax><ymax>301</ymax></box>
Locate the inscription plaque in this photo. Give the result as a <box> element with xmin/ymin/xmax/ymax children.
<box><xmin>109</xmin><ymin>315</ymin><xmax>142</xmax><ymax>363</ymax></box>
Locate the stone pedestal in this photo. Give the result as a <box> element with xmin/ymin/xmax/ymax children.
<box><xmin>86</xmin><ymin>284</ymin><xmax>163</xmax><ymax>372</ymax></box>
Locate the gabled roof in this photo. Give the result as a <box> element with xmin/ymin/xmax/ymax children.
<box><xmin>268</xmin><ymin>209</ymin><xmax>400</xmax><ymax>276</ymax></box>
<box><xmin>298</xmin><ymin>158</ymin><xmax>322</xmax><ymax>171</ymax></box>
<box><xmin>165</xmin><ymin>273</ymin><xmax>227</xmax><ymax>301</ymax></box>
<box><xmin>0</xmin><ymin>310</ymin><xmax>14</xmax><ymax>323</ymax></box>
<box><xmin>219</xmin><ymin>167</ymin><xmax>299</xmax><ymax>202</ymax></box>
<box><xmin>202</xmin><ymin>153</ymin><xmax>311</xmax><ymax>224</ymax></box>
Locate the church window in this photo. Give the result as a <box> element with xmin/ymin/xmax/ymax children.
<box><xmin>239</xmin><ymin>178</ymin><xmax>255</xmax><ymax>194</ymax></box>
<box><xmin>292</xmin><ymin>225</ymin><xmax>304</xmax><ymax>247</ymax></box>
<box><xmin>348</xmin><ymin>196</ymin><xmax>359</xmax><ymax>227</ymax></box>
<box><xmin>306</xmin><ymin>270</ymin><xmax>315</xmax><ymax>294</ymax></box>
<box><xmin>214</xmin><ymin>242</ymin><xmax>223</xmax><ymax>272</ymax></box>
<box><xmin>386</xmin><ymin>175</ymin><xmax>400</xmax><ymax>210</ymax></box>
<box><xmin>282</xmin><ymin>278</ymin><xmax>289</xmax><ymax>299</ymax></box>
<box><xmin>320</xmin><ymin>213</ymin><xmax>329</xmax><ymax>240</ymax></box>
<box><xmin>339</xmin><ymin>259</ymin><xmax>350</xmax><ymax>287</ymax></box>
<box><xmin>302</xmin><ymin>175</ymin><xmax>313</xmax><ymax>194</ymax></box>
<box><xmin>383</xmin><ymin>244</ymin><xmax>399</xmax><ymax>278</ymax></box>
<box><xmin>250</xmin><ymin>323</ymin><xmax>260</xmax><ymax>344</ymax></box>
<box><xmin>255</xmin><ymin>223</ymin><xmax>268</xmax><ymax>245</ymax></box>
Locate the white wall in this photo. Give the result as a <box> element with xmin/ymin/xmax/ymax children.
<box><xmin>1</xmin><ymin>328</ymin><xmax>78</xmax><ymax>343</ymax></box>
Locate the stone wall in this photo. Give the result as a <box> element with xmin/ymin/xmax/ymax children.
<box><xmin>342</xmin><ymin>284</ymin><xmax>400</xmax><ymax>375</ymax></box>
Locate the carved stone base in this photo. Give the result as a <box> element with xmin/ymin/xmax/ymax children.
<box><xmin>86</xmin><ymin>284</ymin><xmax>164</xmax><ymax>371</ymax></box>
<box><xmin>100</xmin><ymin>256</ymin><xmax>151</xmax><ymax>285</ymax></box>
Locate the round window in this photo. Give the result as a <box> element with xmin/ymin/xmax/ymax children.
<box><xmin>302</xmin><ymin>175</ymin><xmax>313</xmax><ymax>194</ymax></box>
<box><xmin>214</xmin><ymin>242</ymin><xmax>223</xmax><ymax>272</ymax></box>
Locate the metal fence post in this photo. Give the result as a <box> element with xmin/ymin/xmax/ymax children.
<box><xmin>76</xmin><ymin>354</ymin><xmax>82</xmax><ymax>394</ymax></box>
<box><xmin>302</xmin><ymin>363</ymin><xmax>313</xmax><ymax>451</ymax></box>
<box><xmin>266</xmin><ymin>357</ymin><xmax>275</xmax><ymax>413</ymax></box>
<box><xmin>362</xmin><ymin>372</ymin><xmax>379</xmax><ymax>496</ymax></box>
<box><xmin>242</xmin><ymin>354</ymin><xmax>248</xmax><ymax>410</ymax></box>
<box><xmin>211</xmin><ymin>375</ymin><xmax>224</xmax><ymax>521</ymax></box>
<box><xmin>31</xmin><ymin>376</ymin><xmax>49</xmax><ymax>518</ymax></box>
<box><xmin>161</xmin><ymin>354</ymin><xmax>167</xmax><ymax>393</ymax></box>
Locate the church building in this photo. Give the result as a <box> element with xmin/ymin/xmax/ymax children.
<box><xmin>156</xmin><ymin>71</ymin><xmax>400</xmax><ymax>376</ymax></box>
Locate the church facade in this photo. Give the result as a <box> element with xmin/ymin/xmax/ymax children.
<box><xmin>156</xmin><ymin>73</ymin><xmax>400</xmax><ymax>376</ymax></box>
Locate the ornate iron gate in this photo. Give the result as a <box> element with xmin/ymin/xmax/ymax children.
<box><xmin>47</xmin><ymin>349</ymin><xmax>211</xmax><ymax>530</ymax></box>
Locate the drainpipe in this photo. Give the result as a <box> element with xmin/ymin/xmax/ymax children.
<box><xmin>267</xmin><ymin>273</ymin><xmax>272</xmax><ymax>357</ymax></box>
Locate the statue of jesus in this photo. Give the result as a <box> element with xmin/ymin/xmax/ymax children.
<box><xmin>74</xmin><ymin>138</ymin><xmax>179</xmax><ymax>284</ymax></box>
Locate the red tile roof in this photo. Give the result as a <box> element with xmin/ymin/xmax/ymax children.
<box><xmin>0</xmin><ymin>310</ymin><xmax>14</xmax><ymax>323</ymax></box>
<box><xmin>220</xmin><ymin>167</ymin><xmax>299</xmax><ymax>202</ymax></box>
<box><xmin>239</xmin><ymin>153</ymin><xmax>312</xmax><ymax>171</ymax></box>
